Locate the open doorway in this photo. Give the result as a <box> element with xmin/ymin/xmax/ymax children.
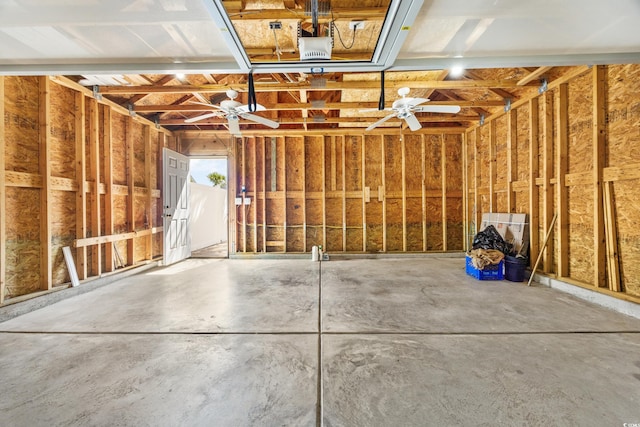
<box><xmin>188</xmin><ymin>157</ymin><xmax>228</xmax><ymax>258</ymax></box>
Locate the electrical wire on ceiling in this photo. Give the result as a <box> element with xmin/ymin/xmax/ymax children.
<box><xmin>331</xmin><ymin>12</ymin><xmax>357</xmax><ymax>49</ymax></box>
<box><xmin>271</xmin><ymin>28</ymin><xmax>282</xmax><ymax>61</ymax></box>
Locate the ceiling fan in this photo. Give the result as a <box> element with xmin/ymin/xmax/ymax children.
<box><xmin>184</xmin><ymin>89</ymin><xmax>280</xmax><ymax>136</ymax></box>
<box><xmin>365</xmin><ymin>87</ymin><xmax>461</xmax><ymax>131</ymax></box>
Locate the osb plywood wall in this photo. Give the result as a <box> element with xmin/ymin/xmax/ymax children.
<box><xmin>0</xmin><ymin>76</ymin><xmax>175</xmax><ymax>303</ymax></box>
<box><xmin>465</xmin><ymin>64</ymin><xmax>640</xmax><ymax>300</ymax></box>
<box><xmin>232</xmin><ymin>133</ymin><xmax>464</xmax><ymax>254</ymax></box>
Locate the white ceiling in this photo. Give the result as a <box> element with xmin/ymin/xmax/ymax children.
<box><xmin>1</xmin><ymin>0</ymin><xmax>639</xmax><ymax>75</ymax></box>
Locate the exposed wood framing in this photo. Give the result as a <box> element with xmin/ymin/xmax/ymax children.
<box><xmin>421</xmin><ymin>135</ymin><xmax>427</xmax><ymax>252</ymax></box>
<box><xmin>556</xmin><ymin>83</ymin><xmax>569</xmax><ymax>278</ymax></box>
<box><xmin>1</xmin><ymin>77</ymin><xmax>169</xmax><ymax>304</ymax></box>
<box><xmin>282</xmin><ymin>138</ymin><xmax>287</xmax><ymax>253</ymax></box>
<box><xmin>100</xmin><ymin>80</ymin><xmax>538</xmax><ymax>95</ymax></box>
<box><xmin>104</xmin><ymin>107</ymin><xmax>114</xmax><ymax>272</ymax></box>
<box><xmin>144</xmin><ymin>126</ymin><xmax>153</xmax><ymax>261</ymax></box>
<box><xmin>342</xmin><ymin>137</ymin><xmax>347</xmax><ymax>251</ymax></box>
<box><xmin>262</xmin><ymin>137</ymin><xmax>267</xmax><ymax>253</ymax></box>
<box><xmin>0</xmin><ymin>76</ymin><xmax>5</xmax><ymax>304</ymax></box>
<box><xmin>331</xmin><ymin>137</ymin><xmax>336</xmax><ymax>191</ymax></box>
<box><xmin>517</xmin><ymin>66</ymin><xmax>552</xmax><ymax>86</ymax></box>
<box><xmin>603</xmin><ymin>181</ymin><xmax>621</xmax><ymax>292</ymax></box>
<box><xmin>528</xmin><ymin>98</ymin><xmax>540</xmax><ymax>269</ymax></box>
<box><xmin>49</xmin><ymin>76</ymin><xmax>169</xmax><ymax>134</ymax></box>
<box><xmin>228</xmin><ymin>137</ymin><xmax>237</xmax><ymax>254</ymax></box>
<box><xmin>253</xmin><ymin>138</ymin><xmax>258</xmax><ymax>252</ymax></box>
<box><xmin>302</xmin><ymin>139</ymin><xmax>307</xmax><ymax>253</ymax></box>
<box><xmin>322</xmin><ymin>136</ymin><xmax>327</xmax><ymax>249</ymax></box>
<box><xmin>473</xmin><ymin>128</ymin><xmax>482</xmax><ymax>234</ymax></box>
<box><xmin>381</xmin><ymin>136</ymin><xmax>387</xmax><ymax>252</ymax></box>
<box><xmin>89</xmin><ymin>98</ymin><xmax>101</xmax><ymax>276</ymax></box>
<box><xmin>126</xmin><ymin>117</ymin><xmax>135</xmax><ymax>264</ymax></box>
<box><xmin>241</xmin><ymin>138</ymin><xmax>246</xmax><ymax>252</ymax></box>
<box><xmin>441</xmin><ymin>135</ymin><xmax>448</xmax><ymax>250</ymax></box>
<box><xmin>361</xmin><ymin>136</ymin><xmax>367</xmax><ymax>252</ymax></box>
<box><xmin>74</xmin><ymin>228</ymin><xmax>162</xmax><ymax>248</ymax></box>
<box><xmin>489</xmin><ymin>120</ymin><xmax>497</xmax><ymax>212</ymax></box>
<box><xmin>39</xmin><ymin>77</ymin><xmax>52</xmax><ymax>290</ymax></box>
<box><xmin>74</xmin><ymin>92</ymin><xmax>87</xmax><ymax>280</ymax></box>
<box><xmin>401</xmin><ymin>133</ymin><xmax>407</xmax><ymax>251</ymax></box>
<box><xmin>462</xmin><ymin>132</ymin><xmax>469</xmax><ymax>251</ymax></box>
<box><xmin>542</xmin><ymin>91</ymin><xmax>555</xmax><ymax>273</ymax></box>
<box><xmin>592</xmin><ymin>65</ymin><xmax>607</xmax><ymax>287</ymax></box>
<box><xmin>506</xmin><ymin>109</ymin><xmax>517</xmax><ymax>212</ymax></box>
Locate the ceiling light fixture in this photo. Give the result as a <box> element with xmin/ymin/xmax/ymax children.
<box><xmin>450</xmin><ymin>65</ymin><xmax>464</xmax><ymax>77</ymax></box>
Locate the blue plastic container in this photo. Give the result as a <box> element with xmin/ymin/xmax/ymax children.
<box><xmin>465</xmin><ymin>255</ymin><xmax>504</xmax><ymax>280</ymax></box>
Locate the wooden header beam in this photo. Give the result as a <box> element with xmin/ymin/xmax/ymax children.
<box><xmin>221</xmin><ymin>7</ymin><xmax>387</xmax><ymax>20</ymax></box>
<box><xmin>175</xmin><ymin>127</ymin><xmax>465</xmax><ymax>137</ymax></box>
<box><xmin>135</xmin><ymin>101</ymin><xmax>504</xmax><ymax>113</ymax></box>
<box><xmin>99</xmin><ymin>80</ymin><xmax>537</xmax><ymax>95</ymax></box>
<box><xmin>159</xmin><ymin>116</ymin><xmax>479</xmax><ymax>126</ymax></box>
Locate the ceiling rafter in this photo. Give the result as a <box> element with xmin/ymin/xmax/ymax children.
<box><xmin>125</xmin><ymin>74</ymin><xmax>176</xmax><ymax>106</ymax></box>
<box><xmin>99</xmin><ymin>79</ymin><xmax>537</xmax><ymax>95</ymax></box>
<box><xmin>160</xmin><ymin>115</ymin><xmax>477</xmax><ymax>126</ymax></box>
<box><xmin>462</xmin><ymin>70</ymin><xmax>516</xmax><ymax>100</ymax></box>
<box><xmin>517</xmin><ymin>66</ymin><xmax>553</xmax><ymax>86</ymax></box>
<box><xmin>135</xmin><ymin>100</ymin><xmax>505</xmax><ymax>113</ymax></box>
<box><xmin>422</xmin><ymin>70</ymin><xmax>451</xmax><ymax>100</ymax></box>
<box><xmin>221</xmin><ymin>7</ymin><xmax>388</xmax><ymax>20</ymax></box>
<box><xmin>437</xmin><ymin>90</ymin><xmax>491</xmax><ymax>118</ymax></box>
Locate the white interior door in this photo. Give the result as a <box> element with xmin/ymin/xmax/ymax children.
<box><xmin>163</xmin><ymin>148</ymin><xmax>191</xmax><ymax>265</ymax></box>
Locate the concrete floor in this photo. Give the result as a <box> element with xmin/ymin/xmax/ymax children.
<box><xmin>191</xmin><ymin>241</ymin><xmax>228</xmax><ymax>258</ymax></box>
<box><xmin>1</xmin><ymin>257</ymin><xmax>640</xmax><ymax>426</ymax></box>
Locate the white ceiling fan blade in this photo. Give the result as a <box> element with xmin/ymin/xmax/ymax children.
<box><xmin>240</xmin><ymin>112</ymin><xmax>280</xmax><ymax>129</ymax></box>
<box><xmin>406</xmin><ymin>97</ymin><xmax>429</xmax><ymax>107</ymax></box>
<box><xmin>395</xmin><ymin>97</ymin><xmax>428</xmax><ymax>109</ymax></box>
<box><xmin>404</xmin><ymin>113</ymin><xmax>422</xmax><ymax>131</ymax></box>
<box><xmin>414</xmin><ymin>105</ymin><xmax>462</xmax><ymax>114</ymax></box>
<box><xmin>184</xmin><ymin>112</ymin><xmax>220</xmax><ymax>123</ymax></box>
<box><xmin>228</xmin><ymin>117</ymin><xmax>241</xmax><ymax>135</ymax></box>
<box><xmin>366</xmin><ymin>113</ymin><xmax>397</xmax><ymax>131</ymax></box>
<box><xmin>237</xmin><ymin>103</ymin><xmax>266</xmax><ymax>113</ymax></box>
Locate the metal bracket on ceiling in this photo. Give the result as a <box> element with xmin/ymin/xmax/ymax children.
<box><xmin>92</xmin><ymin>85</ymin><xmax>102</xmax><ymax>101</ymax></box>
<box><xmin>538</xmin><ymin>78</ymin><xmax>548</xmax><ymax>94</ymax></box>
<box><xmin>154</xmin><ymin>116</ymin><xmax>160</xmax><ymax>130</ymax></box>
<box><xmin>127</xmin><ymin>103</ymin><xmax>136</xmax><ymax>118</ymax></box>
<box><xmin>504</xmin><ymin>98</ymin><xmax>512</xmax><ymax>112</ymax></box>
<box><xmin>479</xmin><ymin>114</ymin><xmax>485</xmax><ymax>126</ymax></box>
<box><xmin>310</xmin><ymin>77</ymin><xmax>327</xmax><ymax>88</ymax></box>
<box><xmin>310</xmin><ymin>99</ymin><xmax>326</xmax><ymax>108</ymax></box>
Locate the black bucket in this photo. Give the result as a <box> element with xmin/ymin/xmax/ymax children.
<box><xmin>505</xmin><ymin>256</ymin><xmax>527</xmax><ymax>282</ymax></box>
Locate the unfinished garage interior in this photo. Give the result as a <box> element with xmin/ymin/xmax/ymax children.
<box><xmin>1</xmin><ymin>0</ymin><xmax>640</xmax><ymax>425</ymax></box>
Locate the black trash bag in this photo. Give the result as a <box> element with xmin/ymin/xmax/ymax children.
<box><xmin>472</xmin><ymin>225</ymin><xmax>514</xmax><ymax>255</ymax></box>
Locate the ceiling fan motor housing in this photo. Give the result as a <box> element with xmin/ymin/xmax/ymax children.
<box><xmin>221</xmin><ymin>100</ymin><xmax>242</xmax><ymax>110</ymax></box>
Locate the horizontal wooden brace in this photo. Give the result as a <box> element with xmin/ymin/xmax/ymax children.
<box><xmin>248</xmin><ymin>190</ymin><xmax>462</xmax><ymax>199</ymax></box>
<box><xmin>101</xmin><ymin>80</ymin><xmax>537</xmax><ymax>95</ymax></box>
<box><xmin>74</xmin><ymin>227</ymin><xmax>163</xmax><ymax>248</ymax></box>
<box><xmin>4</xmin><ymin>172</ymin><xmax>161</xmax><ymax>198</ymax></box>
